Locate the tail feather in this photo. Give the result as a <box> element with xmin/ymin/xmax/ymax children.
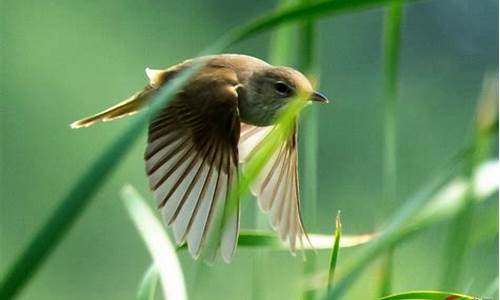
<box><xmin>70</xmin><ymin>86</ymin><xmax>154</xmax><ymax>129</ymax></box>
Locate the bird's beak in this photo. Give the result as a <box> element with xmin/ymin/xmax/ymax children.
<box><xmin>310</xmin><ymin>91</ymin><xmax>329</xmax><ymax>103</ymax></box>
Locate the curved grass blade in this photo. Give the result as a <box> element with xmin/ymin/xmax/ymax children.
<box><xmin>206</xmin><ymin>0</ymin><xmax>422</xmax><ymax>53</ymax></box>
<box><xmin>216</xmin><ymin>0</ymin><xmax>413</xmax><ymax>50</ymax></box>
<box><xmin>326</xmin><ymin>153</ymin><xmax>469</xmax><ymax>299</ymax></box>
<box><xmin>137</xmin><ymin>264</ymin><xmax>159</xmax><ymax>300</ymax></box>
<box><xmin>322</xmin><ymin>158</ymin><xmax>499</xmax><ymax>299</ymax></box>
<box><xmin>408</xmin><ymin>160</ymin><xmax>499</xmax><ymax>231</ymax></box>
<box><xmin>240</xmin><ymin>230</ymin><xmax>370</xmax><ymax>250</ymax></box>
<box><xmin>175</xmin><ymin>230</ymin><xmax>374</xmax><ymax>251</ymax></box>
<box><xmin>0</xmin><ymin>63</ymin><xmax>201</xmax><ymax>300</ymax></box>
<box><xmin>327</xmin><ymin>212</ymin><xmax>342</xmax><ymax>293</ymax></box>
<box><xmin>122</xmin><ymin>185</ymin><xmax>187</xmax><ymax>300</ymax></box>
<box><xmin>482</xmin><ymin>276</ymin><xmax>499</xmax><ymax>299</ymax></box>
<box><xmin>440</xmin><ymin>75</ymin><xmax>497</xmax><ymax>290</ymax></box>
<box><xmin>379</xmin><ymin>290</ymin><xmax>477</xmax><ymax>300</ymax></box>
<box><xmin>304</xmin><ymin>160</ymin><xmax>499</xmax><ymax>294</ymax></box>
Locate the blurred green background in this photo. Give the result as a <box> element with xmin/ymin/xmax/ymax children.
<box><xmin>1</xmin><ymin>0</ymin><xmax>498</xmax><ymax>299</ymax></box>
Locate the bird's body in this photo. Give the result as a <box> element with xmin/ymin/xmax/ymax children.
<box><xmin>71</xmin><ymin>54</ymin><xmax>328</xmax><ymax>262</ymax></box>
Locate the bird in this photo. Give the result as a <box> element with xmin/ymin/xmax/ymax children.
<box><xmin>71</xmin><ymin>53</ymin><xmax>328</xmax><ymax>262</ymax></box>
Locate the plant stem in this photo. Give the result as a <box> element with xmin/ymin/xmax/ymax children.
<box><xmin>382</xmin><ymin>0</ymin><xmax>401</xmax><ymax>222</ymax></box>
<box><xmin>380</xmin><ymin>0</ymin><xmax>402</xmax><ymax>296</ymax></box>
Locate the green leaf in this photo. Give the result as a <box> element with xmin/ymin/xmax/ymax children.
<box><xmin>215</xmin><ymin>0</ymin><xmax>414</xmax><ymax>50</ymax></box>
<box><xmin>137</xmin><ymin>264</ymin><xmax>159</xmax><ymax>300</ymax></box>
<box><xmin>175</xmin><ymin>230</ymin><xmax>374</xmax><ymax>251</ymax></box>
<box><xmin>440</xmin><ymin>75</ymin><xmax>497</xmax><ymax>290</ymax></box>
<box><xmin>327</xmin><ymin>212</ymin><xmax>342</xmax><ymax>292</ymax></box>
<box><xmin>379</xmin><ymin>0</ymin><xmax>403</xmax><ymax>296</ymax></box>
<box><xmin>327</xmin><ymin>153</ymin><xmax>466</xmax><ymax>299</ymax></box>
<box><xmin>122</xmin><ymin>185</ymin><xmax>187</xmax><ymax>300</ymax></box>
<box><xmin>269</xmin><ymin>0</ymin><xmax>297</xmax><ymax>66</ymax></box>
<box><xmin>0</xmin><ymin>62</ymin><xmax>201</xmax><ymax>300</ymax></box>
<box><xmin>482</xmin><ymin>276</ymin><xmax>499</xmax><ymax>298</ymax></box>
<box><xmin>379</xmin><ymin>290</ymin><xmax>477</xmax><ymax>300</ymax></box>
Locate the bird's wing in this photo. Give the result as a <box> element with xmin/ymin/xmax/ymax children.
<box><xmin>145</xmin><ymin>67</ymin><xmax>241</xmax><ymax>262</ymax></box>
<box><xmin>239</xmin><ymin>122</ymin><xmax>307</xmax><ymax>252</ymax></box>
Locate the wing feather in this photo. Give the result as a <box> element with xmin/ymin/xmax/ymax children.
<box><xmin>239</xmin><ymin>123</ymin><xmax>308</xmax><ymax>251</ymax></box>
<box><xmin>145</xmin><ymin>67</ymin><xmax>241</xmax><ymax>261</ymax></box>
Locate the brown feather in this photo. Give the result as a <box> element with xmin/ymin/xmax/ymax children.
<box><xmin>144</xmin><ymin>62</ymin><xmax>241</xmax><ymax>261</ymax></box>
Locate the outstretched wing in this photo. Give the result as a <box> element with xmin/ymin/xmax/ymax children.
<box><xmin>239</xmin><ymin>123</ymin><xmax>307</xmax><ymax>252</ymax></box>
<box><xmin>145</xmin><ymin>67</ymin><xmax>241</xmax><ymax>262</ymax></box>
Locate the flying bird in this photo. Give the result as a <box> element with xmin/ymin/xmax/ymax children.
<box><xmin>71</xmin><ymin>54</ymin><xmax>328</xmax><ymax>262</ymax></box>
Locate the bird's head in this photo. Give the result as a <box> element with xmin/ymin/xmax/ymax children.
<box><xmin>241</xmin><ymin>66</ymin><xmax>328</xmax><ymax>126</ymax></box>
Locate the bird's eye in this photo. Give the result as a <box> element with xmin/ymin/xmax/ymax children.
<box><xmin>274</xmin><ymin>82</ymin><xmax>292</xmax><ymax>96</ymax></box>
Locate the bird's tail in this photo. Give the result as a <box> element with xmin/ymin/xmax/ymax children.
<box><xmin>70</xmin><ymin>86</ymin><xmax>155</xmax><ymax>129</ymax></box>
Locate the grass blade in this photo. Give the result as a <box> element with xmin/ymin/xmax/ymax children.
<box><xmin>302</xmin><ymin>160</ymin><xmax>498</xmax><ymax>294</ymax></box>
<box><xmin>327</xmin><ymin>212</ymin><xmax>342</xmax><ymax>293</ymax></box>
<box><xmin>379</xmin><ymin>0</ymin><xmax>403</xmax><ymax>296</ymax></box>
<box><xmin>175</xmin><ymin>230</ymin><xmax>373</xmax><ymax>251</ymax></box>
<box><xmin>221</xmin><ymin>0</ymin><xmax>412</xmax><ymax>47</ymax></box>
<box><xmin>269</xmin><ymin>0</ymin><xmax>296</xmax><ymax>65</ymax></box>
<box><xmin>380</xmin><ymin>290</ymin><xmax>478</xmax><ymax>300</ymax></box>
<box><xmin>0</xmin><ymin>63</ymin><xmax>200</xmax><ymax>300</ymax></box>
<box><xmin>327</xmin><ymin>153</ymin><xmax>465</xmax><ymax>299</ymax></box>
<box><xmin>440</xmin><ymin>76</ymin><xmax>497</xmax><ymax>290</ymax></box>
<box><xmin>323</xmin><ymin>157</ymin><xmax>498</xmax><ymax>299</ymax></box>
<box><xmin>382</xmin><ymin>0</ymin><xmax>402</xmax><ymax>205</ymax></box>
<box><xmin>482</xmin><ymin>276</ymin><xmax>499</xmax><ymax>299</ymax></box>
<box><xmin>122</xmin><ymin>185</ymin><xmax>187</xmax><ymax>300</ymax></box>
<box><xmin>241</xmin><ymin>230</ymin><xmax>369</xmax><ymax>250</ymax></box>
<box><xmin>137</xmin><ymin>264</ymin><xmax>160</xmax><ymax>300</ymax></box>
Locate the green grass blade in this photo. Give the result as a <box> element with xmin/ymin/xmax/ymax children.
<box><xmin>380</xmin><ymin>0</ymin><xmax>403</xmax><ymax>296</ymax></box>
<box><xmin>222</xmin><ymin>0</ymin><xmax>411</xmax><ymax>47</ymax></box>
<box><xmin>0</xmin><ymin>63</ymin><xmax>200</xmax><ymax>300</ymax></box>
<box><xmin>379</xmin><ymin>290</ymin><xmax>477</xmax><ymax>300</ymax></box>
<box><xmin>382</xmin><ymin>0</ymin><xmax>402</xmax><ymax>205</ymax></box>
<box><xmin>440</xmin><ymin>76</ymin><xmax>497</xmax><ymax>290</ymax></box>
<box><xmin>483</xmin><ymin>276</ymin><xmax>499</xmax><ymax>298</ymax></box>
<box><xmin>323</xmin><ymin>156</ymin><xmax>498</xmax><ymax>299</ymax></box>
<box><xmin>241</xmin><ymin>230</ymin><xmax>370</xmax><ymax>250</ymax></box>
<box><xmin>327</xmin><ymin>212</ymin><xmax>342</xmax><ymax>293</ymax></box>
<box><xmin>122</xmin><ymin>185</ymin><xmax>187</xmax><ymax>300</ymax></box>
<box><xmin>410</xmin><ymin>160</ymin><xmax>498</xmax><ymax>229</ymax></box>
<box><xmin>0</xmin><ymin>120</ymin><xmax>143</xmax><ymax>300</ymax></box>
<box><xmin>327</xmin><ymin>153</ymin><xmax>464</xmax><ymax>299</ymax></box>
<box><xmin>269</xmin><ymin>0</ymin><xmax>296</xmax><ymax>65</ymax></box>
<box><xmin>302</xmin><ymin>160</ymin><xmax>498</xmax><ymax>294</ymax></box>
<box><xmin>175</xmin><ymin>230</ymin><xmax>374</xmax><ymax>250</ymax></box>
<box><xmin>137</xmin><ymin>264</ymin><xmax>160</xmax><ymax>300</ymax></box>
